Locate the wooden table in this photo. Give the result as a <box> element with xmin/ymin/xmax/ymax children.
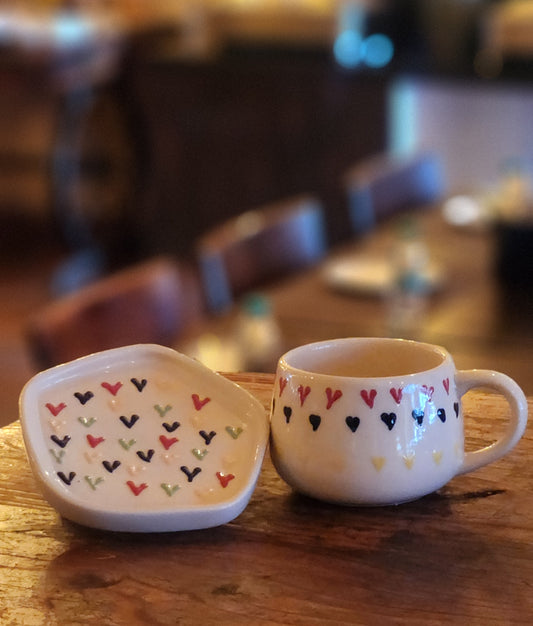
<box><xmin>1</xmin><ymin>373</ymin><xmax>531</xmax><ymax>624</ymax></box>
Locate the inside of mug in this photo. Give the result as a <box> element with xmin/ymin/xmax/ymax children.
<box><xmin>284</xmin><ymin>339</ymin><xmax>446</xmax><ymax>378</ymax></box>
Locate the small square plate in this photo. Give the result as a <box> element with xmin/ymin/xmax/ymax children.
<box><xmin>19</xmin><ymin>344</ymin><xmax>268</xmax><ymax>532</ymax></box>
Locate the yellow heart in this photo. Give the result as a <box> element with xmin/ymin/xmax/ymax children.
<box><xmin>403</xmin><ymin>453</ymin><xmax>415</xmax><ymax>469</ymax></box>
<box><xmin>432</xmin><ymin>450</ymin><xmax>443</xmax><ymax>465</ymax></box>
<box><xmin>371</xmin><ymin>456</ymin><xmax>386</xmax><ymax>472</ymax></box>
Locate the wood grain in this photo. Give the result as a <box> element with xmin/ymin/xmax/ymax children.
<box><xmin>0</xmin><ymin>373</ymin><xmax>531</xmax><ymax>625</ymax></box>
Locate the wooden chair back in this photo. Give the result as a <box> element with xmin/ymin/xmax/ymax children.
<box><xmin>26</xmin><ymin>256</ymin><xmax>205</xmax><ymax>369</ymax></box>
<box><xmin>196</xmin><ymin>195</ymin><xmax>327</xmax><ymax>312</ymax></box>
<box><xmin>343</xmin><ymin>152</ymin><xmax>445</xmax><ymax>234</ymax></box>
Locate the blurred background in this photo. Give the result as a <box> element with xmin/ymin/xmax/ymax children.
<box><xmin>1</xmin><ymin>0</ymin><xmax>533</xmax><ymax>423</ymax></box>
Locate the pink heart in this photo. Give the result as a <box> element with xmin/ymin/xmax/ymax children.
<box><xmin>192</xmin><ymin>394</ymin><xmax>211</xmax><ymax>411</ymax></box>
<box><xmin>159</xmin><ymin>435</ymin><xmax>178</xmax><ymax>450</ymax></box>
<box><xmin>422</xmin><ymin>385</ymin><xmax>435</xmax><ymax>401</ymax></box>
<box><xmin>325</xmin><ymin>388</ymin><xmax>342</xmax><ymax>409</ymax></box>
<box><xmin>298</xmin><ymin>385</ymin><xmax>311</xmax><ymax>406</ymax></box>
<box><xmin>443</xmin><ymin>378</ymin><xmax>450</xmax><ymax>395</ymax></box>
<box><xmin>87</xmin><ymin>434</ymin><xmax>105</xmax><ymax>448</ymax></box>
<box><xmin>46</xmin><ymin>402</ymin><xmax>66</xmax><ymax>416</ymax></box>
<box><xmin>101</xmin><ymin>381</ymin><xmax>123</xmax><ymax>396</ymax></box>
<box><xmin>216</xmin><ymin>472</ymin><xmax>235</xmax><ymax>488</ymax></box>
<box><xmin>279</xmin><ymin>377</ymin><xmax>288</xmax><ymax>397</ymax></box>
<box><xmin>127</xmin><ymin>481</ymin><xmax>148</xmax><ymax>496</ymax></box>
<box><xmin>361</xmin><ymin>389</ymin><xmax>377</xmax><ymax>408</ymax></box>
<box><xmin>390</xmin><ymin>387</ymin><xmax>403</xmax><ymax>404</ymax></box>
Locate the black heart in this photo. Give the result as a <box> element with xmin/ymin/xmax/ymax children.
<box><xmin>120</xmin><ymin>414</ymin><xmax>139</xmax><ymax>429</ymax></box>
<box><xmin>309</xmin><ymin>414</ymin><xmax>321</xmax><ymax>432</ymax></box>
<box><xmin>51</xmin><ymin>434</ymin><xmax>71</xmax><ymax>448</ymax></box>
<box><xmin>137</xmin><ymin>449</ymin><xmax>154</xmax><ymax>463</ymax></box>
<box><xmin>180</xmin><ymin>466</ymin><xmax>202</xmax><ymax>483</ymax></box>
<box><xmin>57</xmin><ymin>471</ymin><xmax>75</xmax><ymax>485</ymax></box>
<box><xmin>74</xmin><ymin>391</ymin><xmax>93</xmax><ymax>405</ymax></box>
<box><xmin>283</xmin><ymin>406</ymin><xmax>292</xmax><ymax>424</ymax></box>
<box><xmin>162</xmin><ymin>421</ymin><xmax>180</xmax><ymax>433</ymax></box>
<box><xmin>437</xmin><ymin>408</ymin><xmax>446</xmax><ymax>423</ymax></box>
<box><xmin>131</xmin><ymin>378</ymin><xmax>147</xmax><ymax>392</ymax></box>
<box><xmin>454</xmin><ymin>402</ymin><xmax>460</xmax><ymax>418</ymax></box>
<box><xmin>412</xmin><ymin>409</ymin><xmax>424</xmax><ymax>426</ymax></box>
<box><xmin>199</xmin><ymin>430</ymin><xmax>217</xmax><ymax>445</ymax></box>
<box><xmin>380</xmin><ymin>412</ymin><xmax>397</xmax><ymax>431</ymax></box>
<box><xmin>103</xmin><ymin>460</ymin><xmax>121</xmax><ymax>473</ymax></box>
<box><xmin>345</xmin><ymin>416</ymin><xmax>360</xmax><ymax>433</ymax></box>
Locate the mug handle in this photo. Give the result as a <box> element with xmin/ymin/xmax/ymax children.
<box><xmin>456</xmin><ymin>369</ymin><xmax>528</xmax><ymax>475</ymax></box>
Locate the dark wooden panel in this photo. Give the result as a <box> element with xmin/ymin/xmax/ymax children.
<box><xmin>125</xmin><ymin>49</ymin><xmax>387</xmax><ymax>256</ymax></box>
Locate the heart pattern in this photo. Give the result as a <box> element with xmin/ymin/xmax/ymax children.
<box><xmin>74</xmin><ymin>391</ymin><xmax>94</xmax><ymax>405</ymax></box>
<box><xmin>380</xmin><ymin>412</ymin><xmax>397</xmax><ymax>431</ymax></box>
<box><xmin>298</xmin><ymin>385</ymin><xmax>311</xmax><ymax>407</ymax></box>
<box><xmin>389</xmin><ymin>388</ymin><xmax>403</xmax><ymax>405</ymax></box>
<box><xmin>216</xmin><ymin>472</ymin><xmax>235</xmax><ymax>488</ymax></box>
<box><xmin>46</xmin><ymin>402</ymin><xmax>67</xmax><ymax>417</ymax></box>
<box><xmin>192</xmin><ymin>394</ymin><xmax>210</xmax><ymax>411</ymax></box>
<box><xmin>309</xmin><ymin>414</ymin><xmax>321</xmax><ymax>432</ymax></box>
<box><xmin>325</xmin><ymin>388</ymin><xmax>342</xmax><ymax>410</ymax></box>
<box><xmin>101</xmin><ymin>382</ymin><xmax>123</xmax><ymax>396</ymax></box>
<box><xmin>40</xmin><ymin>376</ymin><xmax>246</xmax><ymax>505</ymax></box>
<box><xmin>119</xmin><ymin>414</ymin><xmax>139</xmax><ymax>429</ymax></box>
<box><xmin>276</xmin><ymin>378</ymin><xmax>461</xmax><ymax>474</ymax></box>
<box><xmin>154</xmin><ymin>404</ymin><xmax>172</xmax><ymax>417</ymax></box>
<box><xmin>159</xmin><ymin>435</ymin><xmax>178</xmax><ymax>450</ymax></box>
<box><xmin>345</xmin><ymin>416</ymin><xmax>360</xmax><ymax>433</ymax></box>
<box><xmin>361</xmin><ymin>389</ymin><xmax>377</xmax><ymax>408</ymax></box>
<box><xmin>131</xmin><ymin>378</ymin><xmax>147</xmax><ymax>392</ymax></box>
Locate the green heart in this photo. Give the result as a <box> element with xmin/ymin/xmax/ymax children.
<box><xmin>225</xmin><ymin>426</ymin><xmax>243</xmax><ymax>440</ymax></box>
<box><xmin>161</xmin><ymin>483</ymin><xmax>180</xmax><ymax>496</ymax></box>
<box><xmin>78</xmin><ymin>416</ymin><xmax>96</xmax><ymax>427</ymax></box>
<box><xmin>84</xmin><ymin>476</ymin><xmax>104</xmax><ymax>490</ymax></box>
<box><xmin>191</xmin><ymin>448</ymin><xmax>208</xmax><ymax>460</ymax></box>
<box><xmin>154</xmin><ymin>404</ymin><xmax>172</xmax><ymax>417</ymax></box>
<box><xmin>49</xmin><ymin>449</ymin><xmax>65</xmax><ymax>463</ymax></box>
<box><xmin>119</xmin><ymin>438</ymin><xmax>136</xmax><ymax>451</ymax></box>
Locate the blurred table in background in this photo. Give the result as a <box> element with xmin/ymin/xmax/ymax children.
<box><xmin>180</xmin><ymin>206</ymin><xmax>533</xmax><ymax>395</ymax></box>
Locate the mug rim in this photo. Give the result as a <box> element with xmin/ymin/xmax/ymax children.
<box><xmin>278</xmin><ymin>337</ymin><xmax>451</xmax><ymax>380</ymax></box>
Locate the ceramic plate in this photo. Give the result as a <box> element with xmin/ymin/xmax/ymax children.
<box><xmin>19</xmin><ymin>344</ymin><xmax>268</xmax><ymax>532</ymax></box>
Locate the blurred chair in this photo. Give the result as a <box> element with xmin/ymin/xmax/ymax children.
<box><xmin>343</xmin><ymin>151</ymin><xmax>445</xmax><ymax>234</ymax></box>
<box><xmin>196</xmin><ymin>195</ymin><xmax>327</xmax><ymax>312</ymax></box>
<box><xmin>26</xmin><ymin>256</ymin><xmax>205</xmax><ymax>370</ymax></box>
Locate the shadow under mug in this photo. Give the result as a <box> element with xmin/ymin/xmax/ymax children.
<box><xmin>270</xmin><ymin>338</ymin><xmax>528</xmax><ymax>505</ymax></box>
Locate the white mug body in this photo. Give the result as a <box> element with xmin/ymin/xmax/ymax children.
<box><xmin>270</xmin><ymin>338</ymin><xmax>527</xmax><ymax>505</ymax></box>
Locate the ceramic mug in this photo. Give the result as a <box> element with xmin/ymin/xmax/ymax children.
<box><xmin>270</xmin><ymin>338</ymin><xmax>528</xmax><ymax>505</ymax></box>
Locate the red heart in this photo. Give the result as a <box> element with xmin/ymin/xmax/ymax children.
<box><xmin>87</xmin><ymin>434</ymin><xmax>105</xmax><ymax>448</ymax></box>
<box><xmin>46</xmin><ymin>402</ymin><xmax>66</xmax><ymax>416</ymax></box>
<box><xmin>443</xmin><ymin>378</ymin><xmax>450</xmax><ymax>395</ymax></box>
<box><xmin>159</xmin><ymin>435</ymin><xmax>178</xmax><ymax>450</ymax></box>
<box><xmin>390</xmin><ymin>387</ymin><xmax>403</xmax><ymax>404</ymax></box>
<box><xmin>325</xmin><ymin>388</ymin><xmax>342</xmax><ymax>409</ymax></box>
<box><xmin>216</xmin><ymin>472</ymin><xmax>235</xmax><ymax>488</ymax></box>
<box><xmin>101</xmin><ymin>381</ymin><xmax>123</xmax><ymax>396</ymax></box>
<box><xmin>298</xmin><ymin>385</ymin><xmax>311</xmax><ymax>406</ymax></box>
<box><xmin>361</xmin><ymin>389</ymin><xmax>377</xmax><ymax>408</ymax></box>
<box><xmin>192</xmin><ymin>394</ymin><xmax>211</xmax><ymax>411</ymax></box>
<box><xmin>422</xmin><ymin>385</ymin><xmax>435</xmax><ymax>401</ymax></box>
<box><xmin>279</xmin><ymin>377</ymin><xmax>288</xmax><ymax>397</ymax></box>
<box><xmin>127</xmin><ymin>481</ymin><xmax>148</xmax><ymax>496</ymax></box>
